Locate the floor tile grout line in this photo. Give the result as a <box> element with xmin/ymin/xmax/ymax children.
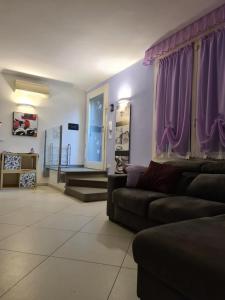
<box><xmin>0</xmin><ymin>217</ymin><xmax>86</xmax><ymax>298</ymax></box>
<box><xmin>107</xmin><ymin>237</ymin><xmax>134</xmax><ymax>299</ymax></box>
<box><xmin>0</xmin><ymin>227</ymin><xmax>133</xmax><ymax>267</ymax></box>
<box><xmin>0</xmin><ymin>188</ymin><xmax>136</xmax><ymax>299</ymax></box>
<box><xmin>50</xmin><ymin>254</ymin><xmax>122</xmax><ymax>268</ymax></box>
<box><xmin>0</xmin><ymin>199</ymin><xmax>91</xmax><ymax>232</ymax></box>
<box><xmin>0</xmin><ymin>195</ymin><xmax>75</xmax><ymax>220</ymax></box>
<box><xmin>47</xmin><ymin>214</ymin><xmax>99</xmax><ymax>257</ymax></box>
<box><xmin>0</xmin><ymin>227</ymin><xmax>132</xmax><ymax>262</ymax></box>
<box><xmin>106</xmin><ymin>263</ymin><xmax>124</xmax><ymax>300</ymax></box>
<box><xmin>51</xmin><ymin>236</ymin><xmax>134</xmax><ymax>268</ymax></box>
<box><xmin>0</xmin><ymin>211</ymin><xmax>99</xmax><ymax>297</ymax></box>
<box><xmin>75</xmin><ymin>230</ymin><xmax>133</xmax><ymax>239</ymax></box>
<box><xmin>0</xmin><ymin>248</ymin><xmax>48</xmax><ymax>257</ymax></box>
<box><xmin>49</xmin><ymin>198</ymin><xmax>133</xmax><ymax>300</ymax></box>
<box><xmin>26</xmin><ymin>225</ymin><xmax>79</xmax><ymax>233</ymax></box>
<box><xmin>48</xmin><ymin>210</ymin><xmax>133</xmax><ymax>259</ymax></box>
<box><xmin>0</xmin><ymin>196</ymin><xmax>101</xmax><ymax>298</ymax></box>
<box><xmin>0</xmin><ymin>252</ymin><xmax>50</xmax><ymax>298</ymax></box>
<box><xmin>0</xmin><ymin>226</ymin><xmax>28</xmax><ymax>243</ymax></box>
<box><xmin>0</xmin><ymin>210</ymin><xmax>54</xmax><ymax>228</ymax></box>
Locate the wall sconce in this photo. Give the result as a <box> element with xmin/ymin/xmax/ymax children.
<box><xmin>13</xmin><ymin>79</ymin><xmax>49</xmax><ymax>107</ymax></box>
<box><xmin>16</xmin><ymin>103</ymin><xmax>36</xmax><ymax>113</ymax></box>
<box><xmin>118</xmin><ymin>85</ymin><xmax>132</xmax><ymax>100</ymax></box>
<box><xmin>17</xmin><ymin>103</ymin><xmax>35</xmax><ymax>108</ymax></box>
<box><xmin>117</xmin><ymin>98</ymin><xmax>131</xmax><ymax>111</ymax></box>
<box><xmin>118</xmin><ymin>98</ymin><xmax>131</xmax><ymax>103</ymax></box>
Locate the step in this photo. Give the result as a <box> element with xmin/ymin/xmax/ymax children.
<box><xmin>63</xmin><ymin>168</ymin><xmax>107</xmax><ymax>176</ymax></box>
<box><xmin>65</xmin><ymin>186</ymin><xmax>107</xmax><ymax>202</ymax></box>
<box><xmin>66</xmin><ymin>176</ymin><xmax>108</xmax><ymax>188</ymax></box>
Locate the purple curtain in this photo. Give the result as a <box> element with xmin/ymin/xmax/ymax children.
<box><xmin>144</xmin><ymin>4</ymin><xmax>225</xmax><ymax>65</ymax></box>
<box><xmin>197</xmin><ymin>28</ymin><xmax>225</xmax><ymax>153</ymax></box>
<box><xmin>156</xmin><ymin>45</ymin><xmax>193</xmax><ymax>155</ymax></box>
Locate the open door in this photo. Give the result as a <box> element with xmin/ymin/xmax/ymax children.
<box><xmin>85</xmin><ymin>84</ymin><xmax>108</xmax><ymax>170</ymax></box>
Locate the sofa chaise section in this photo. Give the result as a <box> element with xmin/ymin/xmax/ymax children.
<box><xmin>133</xmin><ymin>215</ymin><xmax>225</xmax><ymax>300</ymax></box>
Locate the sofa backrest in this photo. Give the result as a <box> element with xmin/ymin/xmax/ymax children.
<box><xmin>201</xmin><ymin>162</ymin><xmax>225</xmax><ymax>174</ymax></box>
<box><xmin>164</xmin><ymin>160</ymin><xmax>206</xmax><ymax>173</ymax></box>
<box><xmin>175</xmin><ymin>172</ymin><xmax>198</xmax><ymax>195</ymax></box>
<box><xmin>165</xmin><ymin>159</ymin><xmax>225</xmax><ymax>174</ymax></box>
<box><xmin>165</xmin><ymin>160</ymin><xmax>225</xmax><ymax>198</ymax></box>
<box><xmin>187</xmin><ymin>174</ymin><xmax>225</xmax><ymax>203</ymax></box>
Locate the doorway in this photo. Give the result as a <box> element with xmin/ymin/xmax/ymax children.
<box><xmin>85</xmin><ymin>84</ymin><xmax>108</xmax><ymax>170</ymax></box>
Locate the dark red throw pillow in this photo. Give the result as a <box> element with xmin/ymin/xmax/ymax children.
<box><xmin>137</xmin><ymin>161</ymin><xmax>181</xmax><ymax>193</ymax></box>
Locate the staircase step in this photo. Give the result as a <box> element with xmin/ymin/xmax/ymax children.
<box><xmin>64</xmin><ymin>168</ymin><xmax>107</xmax><ymax>176</ymax></box>
<box><xmin>67</xmin><ymin>176</ymin><xmax>108</xmax><ymax>188</ymax></box>
<box><xmin>65</xmin><ymin>186</ymin><xmax>107</xmax><ymax>202</ymax></box>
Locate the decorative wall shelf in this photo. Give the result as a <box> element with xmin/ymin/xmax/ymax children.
<box><xmin>0</xmin><ymin>152</ymin><xmax>38</xmax><ymax>189</ymax></box>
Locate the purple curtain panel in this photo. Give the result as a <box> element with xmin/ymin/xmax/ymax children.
<box><xmin>144</xmin><ymin>4</ymin><xmax>225</xmax><ymax>65</ymax></box>
<box><xmin>156</xmin><ymin>44</ymin><xmax>193</xmax><ymax>155</ymax></box>
<box><xmin>197</xmin><ymin>27</ymin><xmax>225</xmax><ymax>153</ymax></box>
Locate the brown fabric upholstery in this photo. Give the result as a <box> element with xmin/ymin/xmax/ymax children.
<box><xmin>113</xmin><ymin>187</ymin><xmax>168</xmax><ymax>217</ymax></box>
<box><xmin>148</xmin><ymin>196</ymin><xmax>225</xmax><ymax>223</ymax></box>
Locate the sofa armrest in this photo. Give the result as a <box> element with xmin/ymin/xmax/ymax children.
<box><xmin>107</xmin><ymin>174</ymin><xmax>127</xmax><ymax>219</ymax></box>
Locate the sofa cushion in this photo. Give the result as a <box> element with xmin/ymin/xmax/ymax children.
<box><xmin>113</xmin><ymin>187</ymin><xmax>168</xmax><ymax>217</ymax></box>
<box><xmin>126</xmin><ymin>165</ymin><xmax>147</xmax><ymax>187</ymax></box>
<box><xmin>175</xmin><ymin>172</ymin><xmax>198</xmax><ymax>195</ymax></box>
<box><xmin>201</xmin><ymin>161</ymin><xmax>225</xmax><ymax>174</ymax></box>
<box><xmin>164</xmin><ymin>159</ymin><xmax>206</xmax><ymax>172</ymax></box>
<box><xmin>133</xmin><ymin>215</ymin><xmax>225</xmax><ymax>300</ymax></box>
<box><xmin>137</xmin><ymin>161</ymin><xmax>181</xmax><ymax>193</ymax></box>
<box><xmin>187</xmin><ymin>174</ymin><xmax>225</xmax><ymax>203</ymax></box>
<box><xmin>148</xmin><ymin>196</ymin><xmax>225</xmax><ymax>223</ymax></box>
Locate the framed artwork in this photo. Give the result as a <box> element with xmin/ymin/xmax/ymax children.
<box><xmin>115</xmin><ymin>101</ymin><xmax>131</xmax><ymax>173</ymax></box>
<box><xmin>12</xmin><ymin>112</ymin><xmax>38</xmax><ymax>137</ymax></box>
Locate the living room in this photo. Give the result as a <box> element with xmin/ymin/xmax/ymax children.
<box><xmin>0</xmin><ymin>1</ymin><xmax>225</xmax><ymax>299</ymax></box>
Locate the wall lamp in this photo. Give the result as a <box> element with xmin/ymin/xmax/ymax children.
<box><xmin>16</xmin><ymin>103</ymin><xmax>35</xmax><ymax>108</ymax></box>
<box><xmin>13</xmin><ymin>79</ymin><xmax>49</xmax><ymax>108</ymax></box>
<box><xmin>117</xmin><ymin>97</ymin><xmax>131</xmax><ymax>103</ymax></box>
<box><xmin>117</xmin><ymin>98</ymin><xmax>131</xmax><ymax>111</ymax></box>
<box><xmin>16</xmin><ymin>103</ymin><xmax>36</xmax><ymax>114</ymax></box>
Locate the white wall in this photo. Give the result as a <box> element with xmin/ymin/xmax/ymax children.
<box><xmin>0</xmin><ymin>71</ymin><xmax>86</xmax><ymax>183</ymax></box>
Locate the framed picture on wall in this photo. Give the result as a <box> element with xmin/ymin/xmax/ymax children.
<box><xmin>115</xmin><ymin>100</ymin><xmax>131</xmax><ymax>173</ymax></box>
<box><xmin>12</xmin><ymin>112</ymin><xmax>38</xmax><ymax>137</ymax></box>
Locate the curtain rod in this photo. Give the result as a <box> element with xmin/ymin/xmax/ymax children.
<box><xmin>156</xmin><ymin>22</ymin><xmax>225</xmax><ymax>61</ymax></box>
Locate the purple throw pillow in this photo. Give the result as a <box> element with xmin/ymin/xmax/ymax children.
<box><xmin>126</xmin><ymin>165</ymin><xmax>147</xmax><ymax>187</ymax></box>
<box><xmin>137</xmin><ymin>161</ymin><xmax>181</xmax><ymax>193</ymax></box>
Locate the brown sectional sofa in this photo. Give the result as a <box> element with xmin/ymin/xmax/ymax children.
<box><xmin>107</xmin><ymin>160</ymin><xmax>225</xmax><ymax>232</ymax></box>
<box><xmin>107</xmin><ymin>160</ymin><xmax>225</xmax><ymax>300</ymax></box>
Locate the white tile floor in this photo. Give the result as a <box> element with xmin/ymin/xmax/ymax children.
<box><xmin>0</xmin><ymin>186</ymin><xmax>138</xmax><ymax>300</ymax></box>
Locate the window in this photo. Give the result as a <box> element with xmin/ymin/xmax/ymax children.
<box><xmin>152</xmin><ymin>27</ymin><xmax>225</xmax><ymax>160</ymax></box>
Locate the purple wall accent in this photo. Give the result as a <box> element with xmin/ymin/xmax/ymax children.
<box><xmin>106</xmin><ymin>60</ymin><xmax>154</xmax><ymax>172</ymax></box>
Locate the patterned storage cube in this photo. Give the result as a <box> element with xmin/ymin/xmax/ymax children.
<box><xmin>4</xmin><ymin>154</ymin><xmax>21</xmax><ymax>170</ymax></box>
<box><xmin>19</xmin><ymin>172</ymin><xmax>36</xmax><ymax>188</ymax></box>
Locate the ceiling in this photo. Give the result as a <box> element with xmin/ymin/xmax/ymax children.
<box><xmin>0</xmin><ymin>0</ymin><xmax>224</xmax><ymax>90</ymax></box>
